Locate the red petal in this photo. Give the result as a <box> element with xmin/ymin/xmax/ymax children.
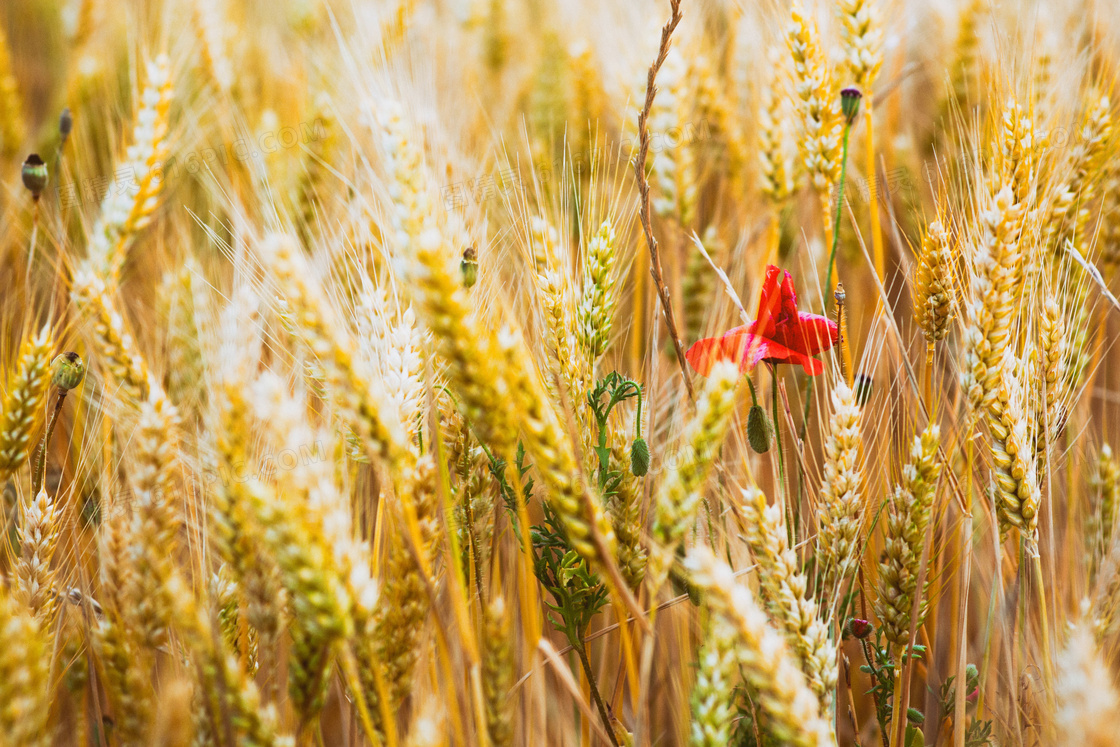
<box><xmin>777</xmin><ymin>268</ymin><xmax>801</xmax><ymax>321</ymax></box>
<box><xmin>688</xmin><ymin>266</ymin><xmax>832</xmax><ymax>378</ymax></box>
<box><xmin>686</xmin><ymin>326</ymin><xmax>770</xmax><ymax>375</ymax></box>
<box><xmin>795</xmin><ymin>312</ymin><xmax>840</xmax><ymax>356</ymax></box>
<box><xmin>754</xmin><ymin>265</ymin><xmax>783</xmax><ymax>338</ymax></box>
<box><xmin>757</xmin><ymin>338</ymin><xmax>826</xmax><ymax>376</ymax></box>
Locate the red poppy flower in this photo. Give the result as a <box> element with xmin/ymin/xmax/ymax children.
<box><xmin>685</xmin><ymin>265</ymin><xmax>838</xmax><ymax>376</ymax></box>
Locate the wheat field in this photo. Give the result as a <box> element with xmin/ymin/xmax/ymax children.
<box><xmin>1</xmin><ymin>0</ymin><xmax>1119</xmax><ymax>744</ymax></box>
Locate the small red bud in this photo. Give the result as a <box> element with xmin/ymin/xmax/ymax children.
<box><xmin>846</xmin><ymin>618</ymin><xmax>873</xmax><ymax>639</ymax></box>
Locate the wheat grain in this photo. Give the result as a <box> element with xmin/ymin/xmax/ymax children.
<box><xmin>1053</xmin><ymin>624</ymin><xmax>1120</xmax><ymax>745</ymax></box>
<box><xmin>0</xmin><ymin>327</ymin><xmax>52</xmax><ymax>479</ymax></box>
<box><xmin>689</xmin><ymin>615</ymin><xmax>738</xmax><ymax>747</ymax></box>
<box><xmin>741</xmin><ymin>486</ymin><xmax>837</xmax><ymax>710</ymax></box>
<box><xmin>0</xmin><ymin>590</ymin><xmax>51</xmax><ymax>747</ymax></box>
<box><xmin>483</xmin><ymin>596</ymin><xmax>515</xmax><ymax>747</ymax></box>
<box><xmin>72</xmin><ymin>267</ymin><xmax>155</xmax><ymax>404</ymax></box>
<box><xmin>686</xmin><ymin>548</ymin><xmax>834</xmax><ymax>747</ymax></box>
<box><xmin>874</xmin><ymin>424</ymin><xmax>941</xmax><ymax>648</ymax></box>
<box><xmin>648</xmin><ymin>361</ymin><xmax>739</xmax><ymax>595</ymax></box>
<box><xmin>14</xmin><ymin>488</ymin><xmax>62</xmax><ymax>624</ymax></box>
<box><xmin>914</xmin><ymin>216</ymin><xmax>956</xmax><ymax>343</ymax></box>
<box><xmin>576</xmin><ymin>218</ymin><xmax>619</xmax><ymax>366</ymax></box>
<box><xmin>816</xmin><ymin>380</ymin><xmax>864</xmax><ymax>594</ymax></box>
<box><xmin>88</xmin><ymin>54</ymin><xmax>173</xmax><ymax>284</ymax></box>
<box><xmin>839</xmin><ymin>0</ymin><xmax>883</xmax><ymax>91</ymax></box>
<box><xmin>786</xmin><ymin>4</ymin><xmax>842</xmax><ymax>192</ymax></box>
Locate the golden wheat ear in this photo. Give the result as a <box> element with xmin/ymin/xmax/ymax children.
<box><xmin>0</xmin><ymin>326</ymin><xmax>52</xmax><ymax>481</ymax></box>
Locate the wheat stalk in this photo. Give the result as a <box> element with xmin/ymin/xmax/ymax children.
<box><xmin>874</xmin><ymin>423</ymin><xmax>941</xmax><ymax>648</ymax></box>
<box><xmin>88</xmin><ymin>54</ymin><xmax>173</xmax><ymax>284</ymax></box>
<box><xmin>686</xmin><ymin>549</ymin><xmax>834</xmax><ymax>747</ymax></box>
<box><xmin>786</xmin><ymin>4</ymin><xmax>842</xmax><ymax>193</ymax></box>
<box><xmin>815</xmin><ymin>380</ymin><xmax>864</xmax><ymax>595</ymax></box>
<box><xmin>0</xmin><ymin>591</ymin><xmax>51</xmax><ymax>747</ymax></box>
<box><xmin>0</xmin><ymin>327</ymin><xmax>52</xmax><ymax>479</ymax></box>
<box><xmin>648</xmin><ymin>361</ymin><xmax>740</xmax><ymax>595</ymax></box>
<box><xmin>689</xmin><ymin>615</ymin><xmax>738</xmax><ymax>747</ymax></box>
<box><xmin>14</xmin><ymin>488</ymin><xmax>62</xmax><ymax>625</ymax></box>
<box><xmin>741</xmin><ymin>486</ymin><xmax>837</xmax><ymax>711</ymax></box>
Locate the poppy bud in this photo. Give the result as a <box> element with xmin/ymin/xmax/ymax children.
<box><xmin>60</xmin><ymin>108</ymin><xmax>73</xmax><ymax>139</ymax></box>
<box><xmin>746</xmin><ymin>404</ymin><xmax>772</xmax><ymax>453</ymax></box>
<box><xmin>845</xmin><ymin>618</ymin><xmax>873</xmax><ymax>639</ymax></box>
<box><xmin>906</xmin><ymin>708</ymin><xmax>925</xmax><ymax>726</ymax></box>
<box><xmin>51</xmin><ymin>352</ymin><xmax>85</xmax><ymax>391</ymax></box>
<box><xmin>22</xmin><ymin>154</ymin><xmax>48</xmax><ymax>200</ymax></box>
<box><xmin>630</xmin><ymin>437</ymin><xmax>650</xmax><ymax>477</ymax></box>
<box><xmin>841</xmin><ymin>87</ymin><xmax>863</xmax><ymax>124</ymax></box>
<box><xmin>854</xmin><ymin>373</ymin><xmax>873</xmax><ymax>406</ymax></box>
<box><xmin>461</xmin><ymin>246</ymin><xmax>478</xmax><ymax>288</ymax></box>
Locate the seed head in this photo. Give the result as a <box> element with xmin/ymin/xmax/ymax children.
<box><xmin>51</xmin><ymin>352</ymin><xmax>85</xmax><ymax>391</ymax></box>
<box><xmin>461</xmin><ymin>246</ymin><xmax>478</xmax><ymax>288</ymax></box>
<box><xmin>747</xmin><ymin>404</ymin><xmax>772</xmax><ymax>453</ymax></box>
<box><xmin>21</xmin><ymin>154</ymin><xmax>48</xmax><ymax>199</ymax></box>
<box><xmin>845</xmin><ymin>618</ymin><xmax>873</xmax><ymax>639</ymax></box>
<box><xmin>630</xmin><ymin>437</ymin><xmax>650</xmax><ymax>477</ymax></box>
<box><xmin>59</xmin><ymin>108</ymin><xmax>73</xmax><ymax>139</ymax></box>
<box><xmin>853</xmin><ymin>373</ymin><xmax>873</xmax><ymax>405</ymax></box>
<box><xmin>841</xmin><ymin>87</ymin><xmax>863</xmax><ymax>124</ymax></box>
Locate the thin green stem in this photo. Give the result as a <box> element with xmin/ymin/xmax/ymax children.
<box><xmin>744</xmin><ymin>374</ymin><xmax>758</xmax><ymax>407</ymax></box>
<box><xmin>1030</xmin><ymin>550</ymin><xmax>1055</xmax><ymax>694</ymax></box>
<box><xmin>576</xmin><ymin>640</ymin><xmax>621</xmax><ymax>747</ymax></box>
<box><xmin>824</xmin><ymin>122</ymin><xmax>854</xmax><ymax>305</ymax></box>
<box><xmin>31</xmin><ymin>389</ymin><xmax>66</xmax><ymax>496</ymax></box>
<box><xmin>797</xmin><ymin>121</ymin><xmax>855</xmax><ymax>507</ymax></box>
<box><xmin>633</xmin><ymin>385</ymin><xmax>644</xmax><ymax>440</ymax></box>
<box><xmin>771</xmin><ymin>365</ymin><xmax>792</xmax><ymax>546</ymax></box>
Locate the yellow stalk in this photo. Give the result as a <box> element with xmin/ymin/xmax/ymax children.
<box><xmin>866</xmin><ymin>96</ymin><xmax>884</xmax><ymax>281</ymax></box>
<box><xmin>953</xmin><ymin>435</ymin><xmax>975</xmax><ymax>746</ymax></box>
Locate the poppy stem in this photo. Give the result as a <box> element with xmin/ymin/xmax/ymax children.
<box><xmin>744</xmin><ymin>374</ymin><xmax>758</xmax><ymax>407</ymax></box>
<box><xmin>771</xmin><ymin>365</ymin><xmax>789</xmax><ymax>539</ymax></box>
<box><xmin>824</xmin><ymin>120</ymin><xmax>855</xmax><ymax>308</ymax></box>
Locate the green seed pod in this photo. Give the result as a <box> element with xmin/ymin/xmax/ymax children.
<box><xmin>630</xmin><ymin>437</ymin><xmax>650</xmax><ymax>477</ymax></box>
<box><xmin>22</xmin><ymin>154</ymin><xmax>48</xmax><ymax>199</ymax></box>
<box><xmin>854</xmin><ymin>374</ymin><xmax>873</xmax><ymax>406</ymax></box>
<box><xmin>746</xmin><ymin>404</ymin><xmax>772</xmax><ymax>453</ymax></box>
<box><xmin>59</xmin><ymin>109</ymin><xmax>73</xmax><ymax>139</ymax></box>
<box><xmin>51</xmin><ymin>352</ymin><xmax>85</xmax><ymax>391</ymax></box>
<box><xmin>841</xmin><ymin>87</ymin><xmax>863</xmax><ymax>124</ymax></box>
<box><xmin>461</xmin><ymin>246</ymin><xmax>478</xmax><ymax>288</ymax></box>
